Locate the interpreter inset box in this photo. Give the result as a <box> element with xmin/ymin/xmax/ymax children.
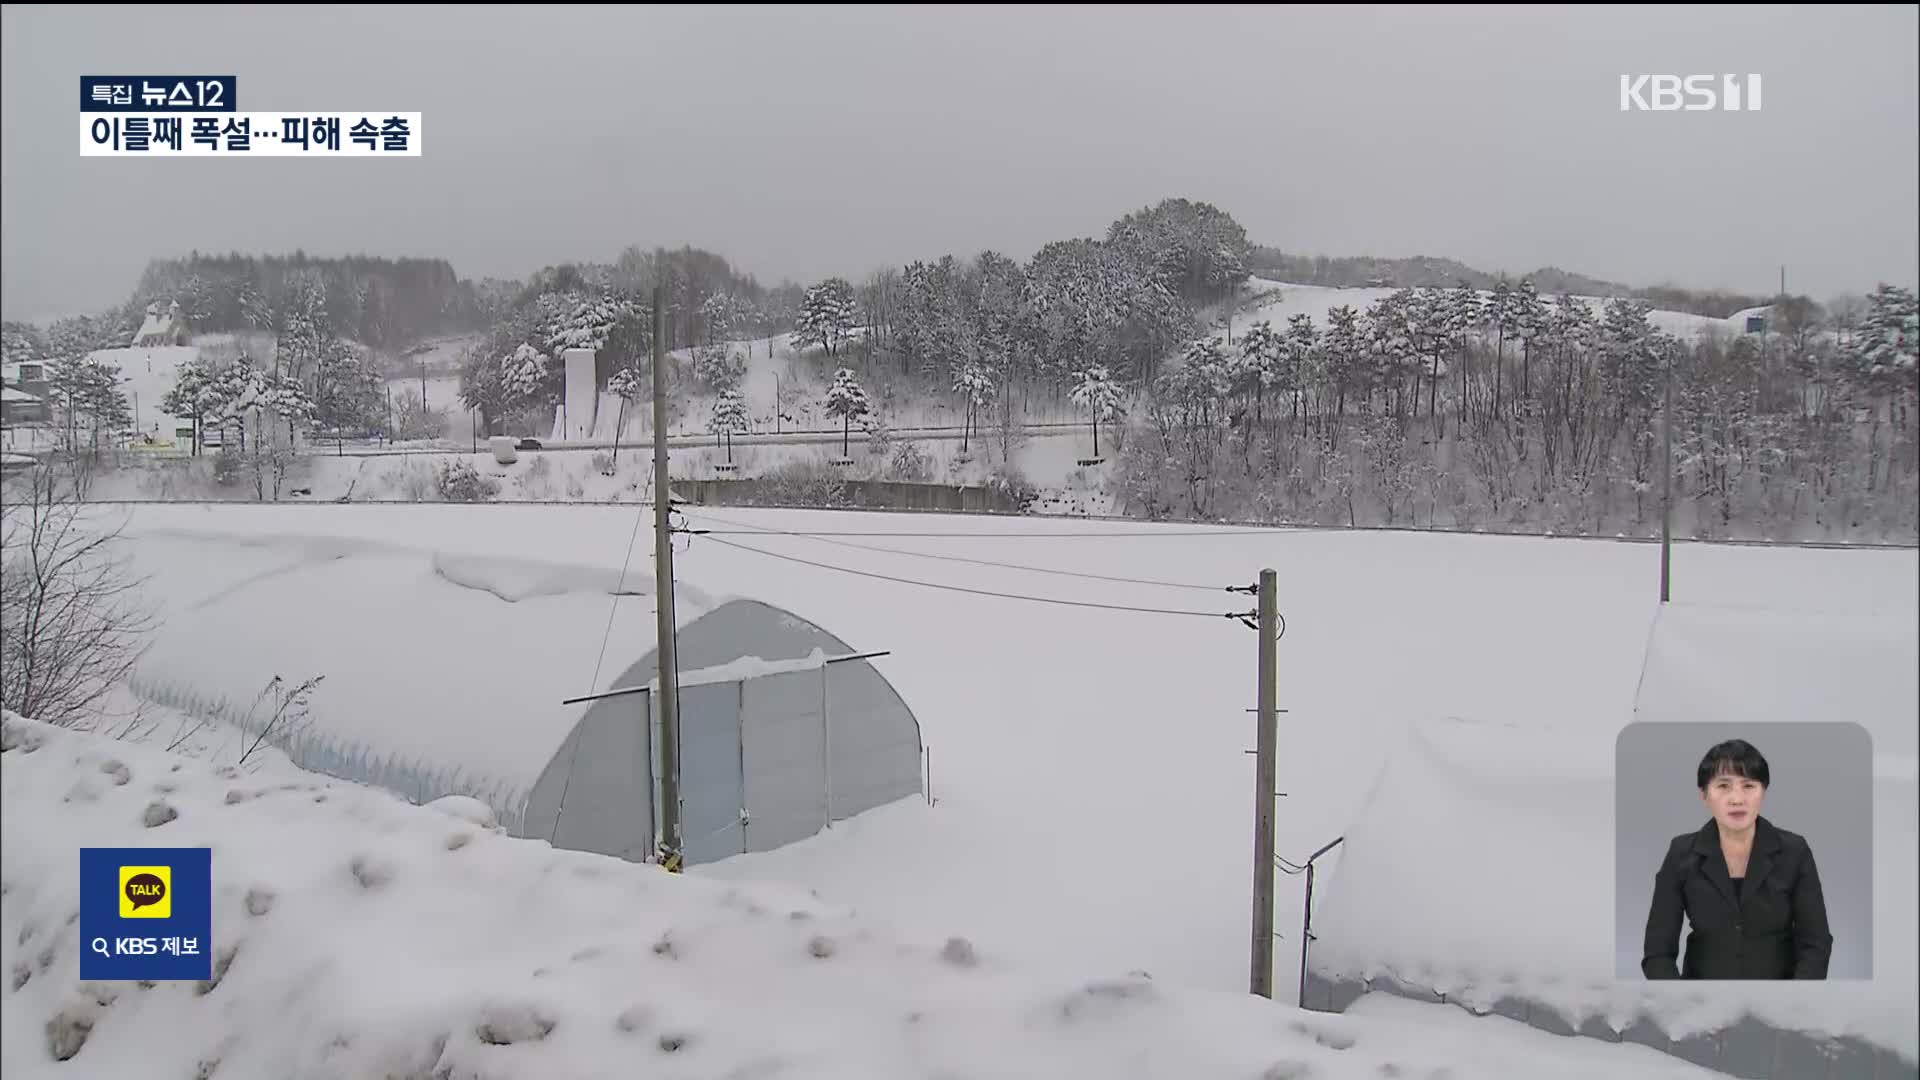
<box><xmin>1615</xmin><ymin>721</ymin><xmax>1872</xmax><ymax>980</ymax></box>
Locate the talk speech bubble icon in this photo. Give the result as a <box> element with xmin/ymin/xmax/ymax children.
<box><xmin>119</xmin><ymin>867</ymin><xmax>171</xmax><ymax>918</ymax></box>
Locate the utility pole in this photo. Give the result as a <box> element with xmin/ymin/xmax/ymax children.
<box><xmin>1251</xmin><ymin>567</ymin><xmax>1279</xmax><ymax>998</ymax></box>
<box><xmin>652</xmin><ymin>281</ymin><xmax>684</xmax><ymax>869</ymax></box>
<box><xmin>1660</xmin><ymin>347</ymin><xmax>1673</xmax><ymax>603</ymax></box>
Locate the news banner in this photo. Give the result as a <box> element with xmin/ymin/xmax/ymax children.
<box><xmin>79</xmin><ymin>75</ymin><xmax>420</xmax><ymax>157</ymax></box>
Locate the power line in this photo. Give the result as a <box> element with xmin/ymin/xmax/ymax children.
<box><xmin>678</xmin><ymin>509</ymin><xmax>1232</xmax><ymax>592</ymax></box>
<box><xmin>689</xmin><ymin>532</ymin><xmax>1249</xmax><ymax>620</ymax></box>
<box><xmin>588</xmin><ymin>486</ymin><xmax>652</xmax><ymax>694</ymax></box>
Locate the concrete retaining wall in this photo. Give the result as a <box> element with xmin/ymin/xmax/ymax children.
<box><xmin>678</xmin><ymin>477</ymin><xmax>1027</xmax><ymax>514</ymax></box>
<box><xmin>1301</xmin><ymin>969</ymin><xmax>1919</xmax><ymax>1080</ymax></box>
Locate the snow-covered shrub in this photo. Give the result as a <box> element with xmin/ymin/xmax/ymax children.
<box><xmin>212</xmin><ymin>448</ymin><xmax>244</xmax><ymax>488</ymax></box>
<box><xmin>863</xmin><ymin>414</ymin><xmax>892</xmax><ymax>456</ymax></box>
<box><xmin>751</xmin><ymin>458</ymin><xmax>850</xmax><ymax>508</ymax></box>
<box><xmin>986</xmin><ymin>463</ymin><xmax>1037</xmax><ymax>506</ymax></box>
<box><xmin>888</xmin><ymin>440</ymin><xmax>932</xmax><ymax>482</ymax></box>
<box><xmin>435</xmin><ymin>459</ymin><xmax>498</xmax><ymax>503</ymax></box>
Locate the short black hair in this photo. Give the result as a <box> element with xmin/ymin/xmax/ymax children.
<box><xmin>1697</xmin><ymin>739</ymin><xmax>1770</xmax><ymax>790</ymax></box>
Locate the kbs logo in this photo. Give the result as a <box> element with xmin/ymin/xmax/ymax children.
<box><xmin>1620</xmin><ymin>74</ymin><xmax>1763</xmax><ymax>112</ymax></box>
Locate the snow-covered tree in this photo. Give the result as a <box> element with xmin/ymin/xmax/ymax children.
<box><xmin>1069</xmin><ymin>365</ymin><xmax>1124</xmax><ymax>456</ymax></box>
<box><xmin>1320</xmin><ymin>305</ymin><xmax>1369</xmax><ymax>428</ymax></box>
<box><xmin>699</xmin><ymin>293</ymin><xmax>752</xmax><ymax>346</ymax></box>
<box><xmin>160</xmin><ymin>356</ymin><xmax>226</xmax><ymax>455</ymax></box>
<box><xmin>544</xmin><ymin>292</ymin><xmax>626</xmax><ymax>356</ymax></box>
<box><xmin>606</xmin><ymin>364</ymin><xmax>645</xmax><ymax>403</ymax></box>
<box><xmin>1510</xmin><ymin>279</ymin><xmax>1549</xmax><ymax>406</ymax></box>
<box><xmin>1105</xmin><ymin>198</ymin><xmax>1251</xmax><ymax>305</ymax></box>
<box><xmin>692</xmin><ymin>345</ymin><xmax>746</xmax><ymax>392</ymax></box>
<box><xmin>237</xmin><ymin>279</ymin><xmax>273</xmax><ymax>331</ymax></box>
<box><xmin>2</xmin><ymin>321</ymin><xmax>46</xmax><ymax>367</ymax></box>
<box><xmin>1846</xmin><ymin>284</ymin><xmax>1918</xmax><ymax>399</ymax></box>
<box><xmin>1235</xmin><ymin>321</ymin><xmax>1284</xmax><ymax>424</ymax></box>
<box><xmin>823</xmin><ymin>367</ymin><xmax>871</xmax><ymax>457</ymax></box>
<box><xmin>709</xmin><ymin>388</ymin><xmax>748</xmax><ymax>462</ymax></box>
<box><xmin>951</xmin><ymin>361</ymin><xmax>995</xmax><ymax>455</ymax></box>
<box><xmin>795</xmin><ymin>278</ymin><xmax>859</xmax><ymax>359</ymax></box>
<box><xmin>502</xmin><ymin>342</ymin><xmax>548</xmax><ymax>410</ymax></box>
<box><xmin>1596</xmin><ymin>298</ymin><xmax>1660</xmax><ymax>425</ymax></box>
<box><xmin>45</xmin><ymin>354</ymin><xmax>131</xmax><ymax>459</ymax></box>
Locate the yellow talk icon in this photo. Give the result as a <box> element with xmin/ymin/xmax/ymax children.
<box><xmin>119</xmin><ymin>865</ymin><xmax>171</xmax><ymax>919</ymax></box>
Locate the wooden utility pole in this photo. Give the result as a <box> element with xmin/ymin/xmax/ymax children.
<box><xmin>1660</xmin><ymin>349</ymin><xmax>1673</xmax><ymax>603</ymax></box>
<box><xmin>1251</xmin><ymin>567</ymin><xmax>1279</xmax><ymax>997</ymax></box>
<box><xmin>651</xmin><ymin>281</ymin><xmax>684</xmax><ymax>868</ymax></box>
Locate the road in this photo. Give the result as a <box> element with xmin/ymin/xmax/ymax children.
<box><xmin>192</xmin><ymin>422</ymin><xmax>1091</xmax><ymax>459</ymax></box>
<box><xmin>4</xmin><ymin>421</ymin><xmax>1094</xmax><ymax>461</ymax></box>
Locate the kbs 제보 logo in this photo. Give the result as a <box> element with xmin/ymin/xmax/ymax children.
<box><xmin>80</xmin><ymin>847</ymin><xmax>211</xmax><ymax>981</ymax></box>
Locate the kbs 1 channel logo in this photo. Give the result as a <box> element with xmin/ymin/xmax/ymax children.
<box><xmin>79</xmin><ymin>848</ymin><xmax>213</xmax><ymax>981</ymax></box>
<box><xmin>79</xmin><ymin>75</ymin><xmax>421</xmax><ymax>157</ymax></box>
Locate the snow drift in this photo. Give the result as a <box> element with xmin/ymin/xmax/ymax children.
<box><xmin>1</xmin><ymin>715</ymin><xmax>1727</xmax><ymax>1080</ymax></box>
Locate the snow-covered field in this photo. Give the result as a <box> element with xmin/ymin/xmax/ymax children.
<box><xmin>6</xmin><ymin>503</ymin><xmax>1913</xmax><ymax>1076</ymax></box>
<box><xmin>2</xmin><ymin>713</ymin><xmax>1729</xmax><ymax>1079</ymax></box>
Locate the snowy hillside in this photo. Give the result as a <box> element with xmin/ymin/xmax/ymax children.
<box><xmin>1</xmin><ymin>713</ymin><xmax>1727</xmax><ymax>1079</ymax></box>
<box><xmin>1223</xmin><ymin>280</ymin><xmax>1764</xmax><ymax>343</ymax></box>
<box><xmin>90</xmin><ymin>345</ymin><xmax>198</xmax><ymax>442</ymax></box>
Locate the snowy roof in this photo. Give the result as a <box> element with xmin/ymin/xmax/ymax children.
<box><xmin>1311</xmin><ymin>604</ymin><xmax>1919</xmax><ymax>1058</ymax></box>
<box><xmin>1</xmin><ymin>386</ymin><xmax>38</xmax><ymax>403</ymax></box>
<box><xmin>1635</xmin><ymin>601</ymin><xmax>1918</xmax><ymax>756</ymax></box>
<box><xmin>119</xmin><ymin>531</ymin><xmax>719</xmax><ymax>800</ymax></box>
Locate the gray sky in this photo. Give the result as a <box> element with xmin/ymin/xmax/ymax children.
<box><xmin>3</xmin><ymin>4</ymin><xmax>1915</xmax><ymax>323</ymax></box>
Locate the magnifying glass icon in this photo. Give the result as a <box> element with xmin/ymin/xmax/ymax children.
<box><xmin>90</xmin><ymin>937</ymin><xmax>110</xmax><ymax>958</ymax></box>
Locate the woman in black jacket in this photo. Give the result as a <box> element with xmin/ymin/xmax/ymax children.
<box><xmin>1642</xmin><ymin>739</ymin><xmax>1834</xmax><ymax>980</ymax></box>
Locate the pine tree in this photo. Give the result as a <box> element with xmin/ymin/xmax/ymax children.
<box><xmin>1512</xmin><ymin>279</ymin><xmax>1548</xmax><ymax>410</ymax></box>
<box><xmin>1445</xmin><ymin>281</ymin><xmax>1484</xmax><ymax>428</ymax></box>
<box><xmin>1597</xmin><ymin>298</ymin><xmax>1659</xmax><ymax>429</ymax></box>
<box><xmin>1235</xmin><ymin>321</ymin><xmax>1284</xmax><ymax>426</ymax></box>
<box><xmin>1322</xmin><ymin>305</ymin><xmax>1368</xmax><ymax>431</ymax></box>
<box><xmin>502</xmin><ymin>342</ymin><xmax>548</xmax><ymax>411</ymax></box>
<box><xmin>1069</xmin><ymin>365</ymin><xmax>1124</xmax><ymax>456</ymax></box>
<box><xmin>1282</xmin><ymin>313</ymin><xmax>1320</xmax><ymax>433</ymax></box>
<box><xmin>951</xmin><ymin>362</ymin><xmax>995</xmax><ymax>454</ymax></box>
<box><xmin>823</xmin><ymin>368</ymin><xmax>870</xmax><ymax>457</ymax></box>
<box><xmin>1488</xmin><ymin>279</ymin><xmax>1514</xmax><ymax>419</ymax></box>
<box><xmin>606</xmin><ymin>365</ymin><xmax>645</xmax><ymax>404</ymax></box>
<box><xmin>160</xmin><ymin>356</ymin><xmax>225</xmax><ymax>454</ymax></box>
<box><xmin>1847</xmin><ymin>284</ymin><xmax>1918</xmax><ymax>398</ymax></box>
<box><xmin>709</xmin><ymin>388</ymin><xmax>748</xmax><ymax>462</ymax></box>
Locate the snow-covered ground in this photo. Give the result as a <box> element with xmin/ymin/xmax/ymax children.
<box><xmin>73</xmin><ymin>505</ymin><xmax>1917</xmax><ymax>989</ymax></box>
<box><xmin>1</xmin><ymin>713</ymin><xmax>1730</xmax><ymax>1079</ymax></box>
<box><xmin>8</xmin><ymin>503</ymin><xmax>1913</xmax><ymax>1076</ymax></box>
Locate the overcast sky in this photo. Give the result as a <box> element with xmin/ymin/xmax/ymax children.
<box><xmin>3</xmin><ymin>4</ymin><xmax>1915</xmax><ymax>323</ymax></box>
